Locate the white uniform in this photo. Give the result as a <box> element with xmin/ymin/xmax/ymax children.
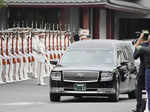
<box><xmin>2</xmin><ymin>37</ymin><xmax>9</xmax><ymax>82</ymax></box>
<box><xmin>13</xmin><ymin>36</ymin><xmax>20</xmax><ymax>81</ymax></box>
<box><xmin>24</xmin><ymin>35</ymin><xmax>31</xmax><ymax>74</ymax></box>
<box><xmin>32</xmin><ymin>34</ymin><xmax>46</xmax><ymax>85</ymax></box>
<box><xmin>17</xmin><ymin>36</ymin><xmax>25</xmax><ymax>80</ymax></box>
<box><xmin>45</xmin><ymin>34</ymin><xmax>51</xmax><ymax>76</ymax></box>
<box><xmin>21</xmin><ymin>34</ymin><xmax>29</xmax><ymax>80</ymax></box>
<box><xmin>32</xmin><ymin>35</ymin><xmax>38</xmax><ymax>78</ymax></box>
<box><xmin>0</xmin><ymin>37</ymin><xmax>2</xmax><ymax>83</ymax></box>
<box><xmin>7</xmin><ymin>37</ymin><xmax>14</xmax><ymax>82</ymax></box>
<box><xmin>10</xmin><ymin>36</ymin><xmax>17</xmax><ymax>82</ymax></box>
<box><xmin>0</xmin><ymin>52</ymin><xmax>4</xmax><ymax>83</ymax></box>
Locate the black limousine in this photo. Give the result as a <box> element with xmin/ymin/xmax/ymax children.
<box><xmin>49</xmin><ymin>39</ymin><xmax>137</xmax><ymax>102</ymax></box>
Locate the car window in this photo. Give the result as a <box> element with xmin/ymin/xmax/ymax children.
<box><xmin>116</xmin><ymin>50</ymin><xmax>121</xmax><ymax>65</ymax></box>
<box><xmin>60</xmin><ymin>49</ymin><xmax>114</xmax><ymax>66</ymax></box>
<box><xmin>125</xmin><ymin>46</ymin><xmax>134</xmax><ymax>62</ymax></box>
<box><xmin>122</xmin><ymin>50</ymin><xmax>128</xmax><ymax>61</ymax></box>
<box><xmin>119</xmin><ymin>50</ymin><xmax>126</xmax><ymax>63</ymax></box>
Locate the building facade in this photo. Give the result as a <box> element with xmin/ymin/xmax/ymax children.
<box><xmin>0</xmin><ymin>0</ymin><xmax>150</xmax><ymax>39</ymax></box>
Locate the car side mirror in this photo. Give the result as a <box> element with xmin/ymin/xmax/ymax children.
<box><xmin>50</xmin><ymin>60</ymin><xmax>58</xmax><ymax>65</ymax></box>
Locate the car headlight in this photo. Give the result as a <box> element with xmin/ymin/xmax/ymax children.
<box><xmin>51</xmin><ymin>71</ymin><xmax>61</xmax><ymax>81</ymax></box>
<box><xmin>101</xmin><ymin>72</ymin><xmax>113</xmax><ymax>82</ymax></box>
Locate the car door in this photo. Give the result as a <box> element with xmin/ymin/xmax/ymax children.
<box><xmin>117</xmin><ymin>49</ymin><xmax>130</xmax><ymax>93</ymax></box>
<box><xmin>124</xmin><ymin>46</ymin><xmax>137</xmax><ymax>91</ymax></box>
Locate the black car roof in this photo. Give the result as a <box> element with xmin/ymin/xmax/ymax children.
<box><xmin>69</xmin><ymin>39</ymin><xmax>127</xmax><ymax>50</ymax></box>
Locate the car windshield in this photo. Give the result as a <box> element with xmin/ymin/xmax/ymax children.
<box><xmin>60</xmin><ymin>49</ymin><xmax>114</xmax><ymax>66</ymax></box>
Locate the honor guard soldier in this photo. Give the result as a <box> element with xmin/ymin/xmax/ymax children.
<box><xmin>32</xmin><ymin>29</ymin><xmax>47</xmax><ymax>85</ymax></box>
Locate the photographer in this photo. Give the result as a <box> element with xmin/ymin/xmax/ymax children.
<box><xmin>133</xmin><ymin>30</ymin><xmax>149</xmax><ymax>112</ymax></box>
<box><xmin>134</xmin><ymin>31</ymin><xmax>150</xmax><ymax>112</ymax></box>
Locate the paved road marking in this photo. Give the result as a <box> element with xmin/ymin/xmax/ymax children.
<box><xmin>0</xmin><ymin>102</ymin><xmax>46</xmax><ymax>106</ymax></box>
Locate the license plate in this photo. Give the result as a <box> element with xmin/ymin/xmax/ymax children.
<box><xmin>74</xmin><ymin>83</ymin><xmax>86</xmax><ymax>91</ymax></box>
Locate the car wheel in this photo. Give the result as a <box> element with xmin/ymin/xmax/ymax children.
<box><xmin>128</xmin><ymin>90</ymin><xmax>136</xmax><ymax>99</ymax></box>
<box><xmin>110</xmin><ymin>80</ymin><xmax>120</xmax><ymax>102</ymax></box>
<box><xmin>50</xmin><ymin>93</ymin><xmax>60</xmax><ymax>102</ymax></box>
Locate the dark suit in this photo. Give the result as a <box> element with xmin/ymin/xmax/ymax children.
<box><xmin>133</xmin><ymin>42</ymin><xmax>149</xmax><ymax>112</ymax></box>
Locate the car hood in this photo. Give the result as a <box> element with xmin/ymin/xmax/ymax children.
<box><xmin>53</xmin><ymin>65</ymin><xmax>114</xmax><ymax>72</ymax></box>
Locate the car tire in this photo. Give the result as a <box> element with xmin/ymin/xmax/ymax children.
<box><xmin>128</xmin><ymin>90</ymin><xmax>136</xmax><ymax>99</ymax></box>
<box><xmin>50</xmin><ymin>93</ymin><xmax>60</xmax><ymax>102</ymax></box>
<box><xmin>110</xmin><ymin>80</ymin><xmax>120</xmax><ymax>102</ymax></box>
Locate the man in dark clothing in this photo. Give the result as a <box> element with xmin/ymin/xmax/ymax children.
<box><xmin>133</xmin><ymin>32</ymin><xmax>149</xmax><ymax>112</ymax></box>
<box><xmin>136</xmin><ymin>45</ymin><xmax>150</xmax><ymax>112</ymax></box>
<box><xmin>134</xmin><ymin>32</ymin><xmax>150</xmax><ymax>112</ymax></box>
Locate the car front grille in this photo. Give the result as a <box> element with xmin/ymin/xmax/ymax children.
<box><xmin>63</xmin><ymin>71</ymin><xmax>99</xmax><ymax>82</ymax></box>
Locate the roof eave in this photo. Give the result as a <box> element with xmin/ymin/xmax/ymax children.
<box><xmin>6</xmin><ymin>1</ymin><xmax>150</xmax><ymax>14</ymax></box>
<box><xmin>6</xmin><ymin>2</ymin><xmax>107</xmax><ymax>7</ymax></box>
<box><xmin>105</xmin><ymin>2</ymin><xmax>150</xmax><ymax>15</ymax></box>
<box><xmin>107</xmin><ymin>0</ymin><xmax>150</xmax><ymax>15</ymax></box>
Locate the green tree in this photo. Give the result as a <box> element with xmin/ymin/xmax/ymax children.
<box><xmin>0</xmin><ymin>0</ymin><xmax>5</xmax><ymax>8</ymax></box>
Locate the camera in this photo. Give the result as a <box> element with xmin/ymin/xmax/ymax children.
<box><xmin>135</xmin><ymin>30</ymin><xmax>149</xmax><ymax>40</ymax></box>
<box><xmin>142</xmin><ymin>30</ymin><xmax>149</xmax><ymax>40</ymax></box>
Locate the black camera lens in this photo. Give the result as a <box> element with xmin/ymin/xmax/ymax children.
<box><xmin>143</xmin><ymin>33</ymin><xmax>149</xmax><ymax>40</ymax></box>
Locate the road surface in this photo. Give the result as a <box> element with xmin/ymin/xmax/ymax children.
<box><xmin>0</xmin><ymin>77</ymin><xmax>137</xmax><ymax>112</ymax></box>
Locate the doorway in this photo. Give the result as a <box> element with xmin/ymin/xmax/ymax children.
<box><xmin>119</xmin><ymin>19</ymin><xmax>150</xmax><ymax>40</ymax></box>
